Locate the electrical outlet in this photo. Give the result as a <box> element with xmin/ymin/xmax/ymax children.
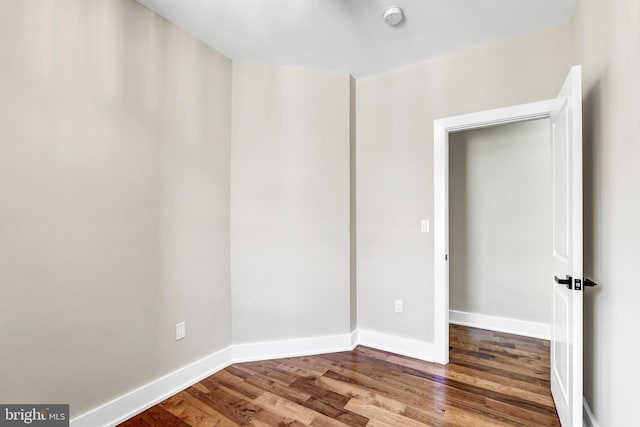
<box><xmin>421</xmin><ymin>220</ymin><xmax>430</xmax><ymax>233</ymax></box>
<box><xmin>176</xmin><ymin>322</ymin><xmax>186</xmax><ymax>340</ymax></box>
<box><xmin>395</xmin><ymin>299</ymin><xmax>403</xmax><ymax>313</ymax></box>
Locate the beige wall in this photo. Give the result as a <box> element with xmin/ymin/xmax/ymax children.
<box><xmin>0</xmin><ymin>0</ymin><xmax>232</xmax><ymax>417</ymax></box>
<box><xmin>449</xmin><ymin>120</ymin><xmax>551</xmax><ymax>324</ymax></box>
<box><xmin>230</xmin><ymin>62</ymin><xmax>352</xmax><ymax>343</ymax></box>
<box><xmin>572</xmin><ymin>0</ymin><xmax>640</xmax><ymax>424</ymax></box>
<box><xmin>356</xmin><ymin>25</ymin><xmax>571</xmax><ymax>342</ymax></box>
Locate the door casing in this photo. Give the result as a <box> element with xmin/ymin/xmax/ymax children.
<box><xmin>433</xmin><ymin>98</ymin><xmax>564</xmax><ymax>365</ymax></box>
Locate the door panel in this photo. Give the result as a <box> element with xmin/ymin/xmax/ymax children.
<box><xmin>550</xmin><ymin>65</ymin><xmax>583</xmax><ymax>427</ymax></box>
<box><xmin>553</xmin><ymin>283</ymin><xmax>569</xmax><ymax>399</ymax></box>
<box><xmin>552</xmin><ymin>103</ymin><xmax>569</xmax><ymax>260</ymax></box>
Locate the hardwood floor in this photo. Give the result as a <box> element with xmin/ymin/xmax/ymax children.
<box><xmin>119</xmin><ymin>325</ymin><xmax>559</xmax><ymax>426</ymax></box>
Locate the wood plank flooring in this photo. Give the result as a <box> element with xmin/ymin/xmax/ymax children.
<box><xmin>119</xmin><ymin>325</ymin><xmax>559</xmax><ymax>426</ymax></box>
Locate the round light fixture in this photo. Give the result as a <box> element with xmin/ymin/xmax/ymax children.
<box><xmin>383</xmin><ymin>6</ymin><xmax>404</xmax><ymax>26</ymax></box>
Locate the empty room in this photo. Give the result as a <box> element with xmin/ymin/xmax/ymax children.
<box><xmin>1</xmin><ymin>0</ymin><xmax>637</xmax><ymax>426</ymax></box>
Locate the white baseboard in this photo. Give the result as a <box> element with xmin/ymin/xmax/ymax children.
<box><xmin>70</xmin><ymin>346</ymin><xmax>233</xmax><ymax>427</ymax></box>
<box><xmin>350</xmin><ymin>329</ymin><xmax>358</xmax><ymax>348</ymax></box>
<box><xmin>71</xmin><ymin>331</ymin><xmax>358</xmax><ymax>427</ymax></box>
<box><xmin>358</xmin><ymin>329</ymin><xmax>435</xmax><ymax>362</ymax></box>
<box><xmin>583</xmin><ymin>397</ymin><xmax>599</xmax><ymax>427</ymax></box>
<box><xmin>70</xmin><ymin>323</ymin><xmax>590</xmax><ymax>427</ymax></box>
<box><xmin>449</xmin><ymin>310</ymin><xmax>551</xmax><ymax>340</ymax></box>
<box><xmin>232</xmin><ymin>332</ymin><xmax>357</xmax><ymax>363</ymax></box>
<box><xmin>70</xmin><ymin>329</ymin><xmax>435</xmax><ymax>426</ymax></box>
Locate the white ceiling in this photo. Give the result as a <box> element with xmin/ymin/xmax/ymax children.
<box><xmin>136</xmin><ymin>0</ymin><xmax>575</xmax><ymax>77</ymax></box>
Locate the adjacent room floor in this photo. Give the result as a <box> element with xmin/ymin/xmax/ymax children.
<box><xmin>120</xmin><ymin>325</ymin><xmax>559</xmax><ymax>426</ymax></box>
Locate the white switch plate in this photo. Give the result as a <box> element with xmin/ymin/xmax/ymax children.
<box><xmin>421</xmin><ymin>220</ymin><xmax>430</xmax><ymax>233</ymax></box>
<box><xmin>176</xmin><ymin>322</ymin><xmax>186</xmax><ymax>340</ymax></box>
<box><xmin>395</xmin><ymin>299</ymin><xmax>403</xmax><ymax>313</ymax></box>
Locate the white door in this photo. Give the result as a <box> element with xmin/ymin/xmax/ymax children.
<box><xmin>550</xmin><ymin>65</ymin><xmax>583</xmax><ymax>427</ymax></box>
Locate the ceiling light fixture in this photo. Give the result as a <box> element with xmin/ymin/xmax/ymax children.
<box><xmin>383</xmin><ymin>6</ymin><xmax>404</xmax><ymax>26</ymax></box>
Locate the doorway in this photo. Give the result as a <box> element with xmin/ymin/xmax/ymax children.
<box><xmin>432</xmin><ymin>98</ymin><xmax>561</xmax><ymax>365</ymax></box>
<box><xmin>447</xmin><ymin>119</ymin><xmax>552</xmax><ymax>340</ymax></box>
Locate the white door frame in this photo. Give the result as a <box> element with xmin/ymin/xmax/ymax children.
<box><xmin>433</xmin><ymin>98</ymin><xmax>563</xmax><ymax>365</ymax></box>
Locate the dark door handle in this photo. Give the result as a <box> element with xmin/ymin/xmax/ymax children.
<box><xmin>584</xmin><ymin>278</ymin><xmax>598</xmax><ymax>287</ymax></box>
<box><xmin>554</xmin><ymin>275</ymin><xmax>573</xmax><ymax>289</ymax></box>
